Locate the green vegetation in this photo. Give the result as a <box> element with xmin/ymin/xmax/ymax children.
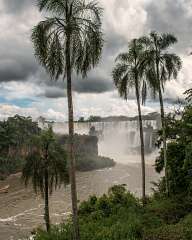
<box><xmin>28</xmin><ymin>104</ymin><xmax>192</xmax><ymax>240</ymax></box>
<box><xmin>0</xmin><ymin>115</ymin><xmax>40</xmax><ymax>179</ymax></box>
<box><xmin>87</xmin><ymin>116</ymin><xmax>103</xmax><ymax>122</ymax></box>
<box><xmin>22</xmin><ymin>128</ymin><xmax>69</xmax><ymax>231</ymax></box>
<box><xmin>0</xmin><ymin>116</ymin><xmax>114</xmax><ymax>180</ymax></box>
<box><xmin>75</xmin><ymin>155</ymin><xmax>115</xmax><ymax>172</ymax></box>
<box><xmin>1</xmin><ymin>0</ymin><xmax>190</xmax><ymax>238</ymax></box>
<box><xmin>32</xmin><ymin>185</ymin><xmax>192</xmax><ymax>240</ymax></box>
<box><xmin>185</xmin><ymin>88</ymin><xmax>192</xmax><ymax>104</ymax></box>
<box><xmin>155</xmin><ymin>105</ymin><xmax>192</xmax><ymax>196</ymax></box>
<box><xmin>112</xmin><ymin>32</ymin><xmax>182</xmax><ymax>202</ymax></box>
<box><xmin>140</xmin><ymin>32</ymin><xmax>182</xmax><ymax>195</ymax></box>
<box><xmin>112</xmin><ymin>38</ymin><xmax>149</xmax><ymax>202</ymax></box>
<box><xmin>57</xmin><ymin>134</ymin><xmax>115</xmax><ymax>172</ymax></box>
<box><xmin>32</xmin><ymin>0</ymin><xmax>104</xmax><ymax>238</ymax></box>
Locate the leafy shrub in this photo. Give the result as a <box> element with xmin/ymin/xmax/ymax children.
<box><xmin>33</xmin><ymin>186</ymin><xmax>192</xmax><ymax>240</ymax></box>
<box><xmin>76</xmin><ymin>155</ymin><xmax>115</xmax><ymax>171</ymax></box>
<box><xmin>34</xmin><ymin>185</ymin><xmax>143</xmax><ymax>240</ymax></box>
<box><xmin>144</xmin><ymin>214</ymin><xmax>192</xmax><ymax>240</ymax></box>
<box><xmin>154</xmin><ymin>106</ymin><xmax>192</xmax><ymax>197</ymax></box>
<box><xmin>146</xmin><ymin>195</ymin><xmax>192</xmax><ymax>224</ymax></box>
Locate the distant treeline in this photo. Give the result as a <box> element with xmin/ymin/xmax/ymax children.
<box><xmin>78</xmin><ymin>112</ymin><xmax>161</xmax><ymax>123</ymax></box>
<box><xmin>0</xmin><ymin>115</ymin><xmax>40</xmax><ymax>179</ymax></box>
<box><xmin>0</xmin><ymin>115</ymin><xmax>115</xmax><ymax>180</ymax></box>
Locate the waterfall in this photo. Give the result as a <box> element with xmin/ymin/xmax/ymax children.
<box><xmin>52</xmin><ymin>120</ymin><xmax>158</xmax><ymax>163</ymax></box>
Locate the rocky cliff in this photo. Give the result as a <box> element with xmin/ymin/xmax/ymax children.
<box><xmin>57</xmin><ymin>134</ymin><xmax>98</xmax><ymax>156</ymax></box>
<box><xmin>57</xmin><ymin>134</ymin><xmax>115</xmax><ymax>171</ymax></box>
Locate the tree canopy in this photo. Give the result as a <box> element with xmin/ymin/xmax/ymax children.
<box><xmin>155</xmin><ymin>105</ymin><xmax>192</xmax><ymax>195</ymax></box>
<box><xmin>32</xmin><ymin>0</ymin><xmax>103</xmax><ymax>80</ymax></box>
<box><xmin>22</xmin><ymin>127</ymin><xmax>69</xmax><ymax>196</ymax></box>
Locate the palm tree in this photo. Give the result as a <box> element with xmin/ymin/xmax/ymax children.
<box><xmin>31</xmin><ymin>1</ymin><xmax>103</xmax><ymax>238</ymax></box>
<box><xmin>22</xmin><ymin>128</ymin><xmax>69</xmax><ymax>232</ymax></box>
<box><xmin>141</xmin><ymin>32</ymin><xmax>182</xmax><ymax>195</ymax></box>
<box><xmin>112</xmin><ymin>39</ymin><xmax>147</xmax><ymax>203</ymax></box>
<box><xmin>184</xmin><ymin>88</ymin><xmax>192</xmax><ymax>104</ymax></box>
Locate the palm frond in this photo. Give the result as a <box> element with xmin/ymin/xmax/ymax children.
<box><xmin>160</xmin><ymin>33</ymin><xmax>178</xmax><ymax>50</ymax></box>
<box><xmin>71</xmin><ymin>1</ymin><xmax>104</xmax><ymax>77</ymax></box>
<box><xmin>22</xmin><ymin>129</ymin><xmax>69</xmax><ymax>198</ymax></box>
<box><xmin>112</xmin><ymin>38</ymin><xmax>148</xmax><ymax>102</ymax></box>
<box><xmin>112</xmin><ymin>63</ymin><xmax>129</xmax><ymax>87</ymax></box>
<box><xmin>115</xmin><ymin>53</ymin><xmax>129</xmax><ymax>63</ymax></box>
<box><xmin>31</xmin><ymin>18</ymin><xmax>56</xmax><ymax>66</ymax></box>
<box><xmin>184</xmin><ymin>88</ymin><xmax>192</xmax><ymax>103</ymax></box>
<box><xmin>46</xmin><ymin>32</ymin><xmax>64</xmax><ymax>79</ymax></box>
<box><xmin>138</xmin><ymin>36</ymin><xmax>151</xmax><ymax>46</ymax></box>
<box><xmin>162</xmin><ymin>53</ymin><xmax>182</xmax><ymax>79</ymax></box>
<box><xmin>74</xmin><ymin>0</ymin><xmax>103</xmax><ymax>23</ymax></box>
<box><xmin>37</xmin><ymin>0</ymin><xmax>66</xmax><ymax>13</ymax></box>
<box><xmin>33</xmin><ymin>0</ymin><xmax>103</xmax><ymax>81</ymax></box>
<box><xmin>141</xmin><ymin>31</ymin><xmax>182</xmax><ymax>98</ymax></box>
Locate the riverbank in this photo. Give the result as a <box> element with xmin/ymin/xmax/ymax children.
<box><xmin>0</xmin><ymin>163</ymin><xmax>160</xmax><ymax>240</ymax></box>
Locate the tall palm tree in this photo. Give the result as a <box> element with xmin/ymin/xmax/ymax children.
<box><xmin>31</xmin><ymin>1</ymin><xmax>103</xmax><ymax>238</ymax></box>
<box><xmin>141</xmin><ymin>32</ymin><xmax>182</xmax><ymax>195</ymax></box>
<box><xmin>22</xmin><ymin>128</ymin><xmax>69</xmax><ymax>232</ymax></box>
<box><xmin>112</xmin><ymin>39</ymin><xmax>147</xmax><ymax>203</ymax></box>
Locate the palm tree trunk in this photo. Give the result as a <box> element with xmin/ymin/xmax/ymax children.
<box><xmin>158</xmin><ymin>87</ymin><xmax>169</xmax><ymax>195</ymax></box>
<box><xmin>135</xmin><ymin>79</ymin><xmax>146</xmax><ymax>203</ymax></box>
<box><xmin>66</xmin><ymin>35</ymin><xmax>80</xmax><ymax>240</ymax></box>
<box><xmin>154</xmin><ymin>45</ymin><xmax>169</xmax><ymax>196</ymax></box>
<box><xmin>44</xmin><ymin>167</ymin><xmax>50</xmax><ymax>232</ymax></box>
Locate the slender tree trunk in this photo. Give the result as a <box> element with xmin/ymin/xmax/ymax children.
<box><xmin>66</xmin><ymin>35</ymin><xmax>80</xmax><ymax>240</ymax></box>
<box><xmin>135</xmin><ymin>79</ymin><xmax>146</xmax><ymax>204</ymax></box>
<box><xmin>44</xmin><ymin>163</ymin><xmax>50</xmax><ymax>232</ymax></box>
<box><xmin>158</xmin><ymin>87</ymin><xmax>169</xmax><ymax>195</ymax></box>
<box><xmin>154</xmin><ymin>46</ymin><xmax>169</xmax><ymax>196</ymax></box>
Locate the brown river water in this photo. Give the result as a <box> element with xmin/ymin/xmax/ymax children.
<box><xmin>0</xmin><ymin>162</ymin><xmax>160</xmax><ymax>240</ymax></box>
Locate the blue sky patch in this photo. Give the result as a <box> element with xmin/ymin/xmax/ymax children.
<box><xmin>0</xmin><ymin>96</ymin><xmax>36</xmax><ymax>108</ymax></box>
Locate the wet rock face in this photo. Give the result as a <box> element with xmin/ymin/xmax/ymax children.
<box><xmin>57</xmin><ymin>134</ymin><xmax>115</xmax><ymax>171</ymax></box>
<box><xmin>57</xmin><ymin>134</ymin><xmax>98</xmax><ymax>156</ymax></box>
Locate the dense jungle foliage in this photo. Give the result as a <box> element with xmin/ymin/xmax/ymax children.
<box><xmin>33</xmin><ymin>105</ymin><xmax>192</xmax><ymax>240</ymax></box>
<box><xmin>0</xmin><ymin>115</ymin><xmax>40</xmax><ymax>179</ymax></box>
<box><xmin>0</xmin><ymin>115</ymin><xmax>114</xmax><ymax>179</ymax></box>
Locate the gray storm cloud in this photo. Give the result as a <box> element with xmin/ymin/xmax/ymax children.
<box><xmin>0</xmin><ymin>0</ymin><xmax>191</xmax><ymax>99</ymax></box>
<box><xmin>3</xmin><ymin>0</ymin><xmax>36</xmax><ymax>14</ymax></box>
<box><xmin>146</xmin><ymin>0</ymin><xmax>192</xmax><ymax>53</ymax></box>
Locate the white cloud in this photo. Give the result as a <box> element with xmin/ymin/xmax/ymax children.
<box><xmin>0</xmin><ymin>103</ymin><xmax>67</xmax><ymax>122</ymax></box>
<box><xmin>164</xmin><ymin>55</ymin><xmax>192</xmax><ymax>100</ymax></box>
<box><xmin>181</xmin><ymin>0</ymin><xmax>192</xmax><ymax>18</ymax></box>
<box><xmin>100</xmin><ymin>0</ymin><xmax>151</xmax><ymax>40</ymax></box>
<box><xmin>0</xmin><ymin>104</ymin><xmax>40</xmax><ymax>120</ymax></box>
<box><xmin>74</xmin><ymin>91</ymin><xmax>154</xmax><ymax>119</ymax></box>
<box><xmin>0</xmin><ymin>3</ymin><xmax>40</xmax><ymax>43</ymax></box>
<box><xmin>0</xmin><ymin>0</ymin><xmax>191</xmax><ymax>121</ymax></box>
<box><xmin>0</xmin><ymin>89</ymin><xmax>158</xmax><ymax>121</ymax></box>
<box><xmin>43</xmin><ymin>109</ymin><xmax>65</xmax><ymax>122</ymax></box>
<box><xmin>0</xmin><ymin>81</ymin><xmax>43</xmax><ymax>100</ymax></box>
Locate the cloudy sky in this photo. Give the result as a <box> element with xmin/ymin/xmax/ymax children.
<box><xmin>0</xmin><ymin>0</ymin><xmax>191</xmax><ymax>121</ymax></box>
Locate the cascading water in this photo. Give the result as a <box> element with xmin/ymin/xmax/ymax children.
<box><xmin>51</xmin><ymin>120</ymin><xmax>159</xmax><ymax>164</ymax></box>
<box><xmin>0</xmin><ymin>119</ymin><xmax>161</xmax><ymax>240</ymax></box>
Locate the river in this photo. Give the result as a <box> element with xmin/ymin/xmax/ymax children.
<box><xmin>0</xmin><ymin>162</ymin><xmax>160</xmax><ymax>240</ymax></box>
